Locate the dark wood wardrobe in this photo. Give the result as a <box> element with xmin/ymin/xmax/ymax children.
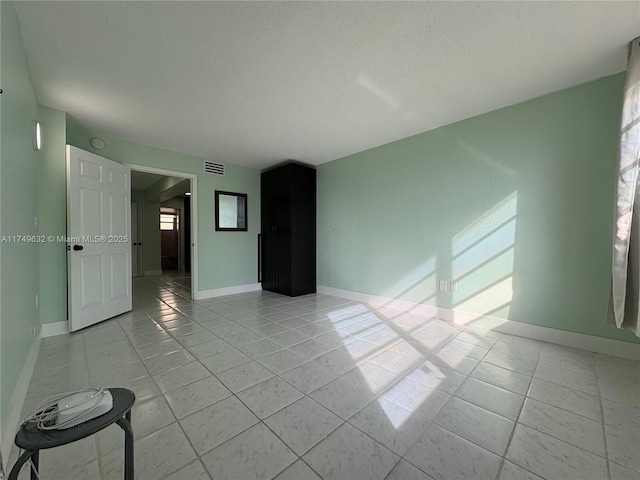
<box><xmin>260</xmin><ymin>163</ymin><xmax>316</xmax><ymax>296</ymax></box>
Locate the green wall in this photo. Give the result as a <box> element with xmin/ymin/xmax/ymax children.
<box><xmin>37</xmin><ymin>105</ymin><xmax>67</xmax><ymax>325</ymax></box>
<box><xmin>318</xmin><ymin>73</ymin><xmax>640</xmax><ymax>344</ymax></box>
<box><xmin>0</xmin><ymin>1</ymin><xmax>41</xmax><ymax>434</ymax></box>
<box><xmin>66</xmin><ymin>118</ymin><xmax>261</xmax><ymax>292</ymax></box>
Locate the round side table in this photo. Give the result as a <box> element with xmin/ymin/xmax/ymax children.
<box><xmin>8</xmin><ymin>388</ymin><xmax>135</xmax><ymax>480</ymax></box>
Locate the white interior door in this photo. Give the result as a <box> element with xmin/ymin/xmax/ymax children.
<box><xmin>67</xmin><ymin>145</ymin><xmax>132</xmax><ymax>332</ymax></box>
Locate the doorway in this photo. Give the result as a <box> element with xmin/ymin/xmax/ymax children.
<box><xmin>131</xmin><ymin>202</ymin><xmax>144</xmax><ymax>277</ymax></box>
<box><xmin>128</xmin><ymin>165</ymin><xmax>198</xmax><ymax>298</ymax></box>
<box><xmin>161</xmin><ymin>207</ymin><xmax>180</xmax><ymax>271</ymax></box>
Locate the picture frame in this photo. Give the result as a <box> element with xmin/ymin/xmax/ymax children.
<box><xmin>215</xmin><ymin>190</ymin><xmax>247</xmax><ymax>231</ymax></box>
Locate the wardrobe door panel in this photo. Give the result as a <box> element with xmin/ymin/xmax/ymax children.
<box><xmin>290</xmin><ymin>165</ymin><xmax>316</xmax><ymax>296</ymax></box>
<box><xmin>261</xmin><ymin>169</ymin><xmax>279</xmax><ymax>292</ymax></box>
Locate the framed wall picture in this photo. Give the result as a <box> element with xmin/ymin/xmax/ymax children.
<box><xmin>215</xmin><ymin>190</ymin><xmax>247</xmax><ymax>231</ymax></box>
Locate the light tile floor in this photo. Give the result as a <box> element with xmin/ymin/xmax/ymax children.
<box><xmin>9</xmin><ymin>273</ymin><xmax>640</xmax><ymax>480</ymax></box>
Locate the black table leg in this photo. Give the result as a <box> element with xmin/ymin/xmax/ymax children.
<box><xmin>8</xmin><ymin>449</ymin><xmax>34</xmax><ymax>480</ymax></box>
<box><xmin>116</xmin><ymin>412</ymin><xmax>134</xmax><ymax>480</ymax></box>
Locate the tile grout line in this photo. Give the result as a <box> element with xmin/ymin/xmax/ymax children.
<box><xmin>491</xmin><ymin>343</ymin><xmax>540</xmax><ymax>480</ymax></box>
<box><xmin>210</xmin><ymin>303</ymin><xmax>447</xmax><ymax>479</ymax></box>
<box><xmin>144</xmin><ymin>301</ymin><xmax>214</xmax><ymax>480</ymax></box>
<box><xmin>150</xmin><ymin>287</ymin><xmax>316</xmax><ymax>479</ymax></box>
<box><xmin>349</xmin><ymin>320</ymin><xmax>492</xmax><ymax>479</ymax></box>
<box><xmin>80</xmin><ymin>323</ymin><xmax>107</xmax><ymax>480</ymax></box>
<box><xmin>136</xmin><ymin>280</ymin><xmax>212</xmax><ymax>480</ymax></box>
<box><xmin>393</xmin><ymin>334</ymin><xmax>534</xmax><ymax>479</ymax></box>
<box><xmin>594</xmin><ymin>359</ymin><xmax>612</xmax><ymax>480</ymax></box>
<box><xmin>116</xmin><ymin>295</ymin><xmax>198</xmax><ymax>478</ymax></box>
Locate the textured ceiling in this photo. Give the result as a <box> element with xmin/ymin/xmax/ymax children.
<box><xmin>14</xmin><ymin>1</ymin><xmax>640</xmax><ymax>169</ymax></box>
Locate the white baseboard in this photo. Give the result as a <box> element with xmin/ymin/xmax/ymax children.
<box><xmin>195</xmin><ymin>283</ymin><xmax>262</xmax><ymax>300</ymax></box>
<box><xmin>317</xmin><ymin>285</ymin><xmax>640</xmax><ymax>361</ymax></box>
<box><xmin>1</xmin><ymin>332</ymin><xmax>41</xmax><ymax>473</ymax></box>
<box><xmin>144</xmin><ymin>270</ymin><xmax>163</xmax><ymax>276</ymax></box>
<box><xmin>40</xmin><ymin>320</ymin><xmax>69</xmax><ymax>338</ymax></box>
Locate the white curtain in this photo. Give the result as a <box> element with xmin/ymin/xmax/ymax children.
<box><xmin>608</xmin><ymin>37</ymin><xmax>640</xmax><ymax>337</ymax></box>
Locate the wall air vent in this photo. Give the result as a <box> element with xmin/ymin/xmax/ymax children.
<box><xmin>204</xmin><ymin>161</ymin><xmax>225</xmax><ymax>176</ymax></box>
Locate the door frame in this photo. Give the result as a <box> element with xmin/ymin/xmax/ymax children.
<box><xmin>125</xmin><ymin>164</ymin><xmax>198</xmax><ymax>298</ymax></box>
<box><xmin>131</xmin><ymin>202</ymin><xmax>144</xmax><ymax>277</ymax></box>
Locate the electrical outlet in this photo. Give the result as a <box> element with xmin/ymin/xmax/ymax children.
<box><xmin>450</xmin><ymin>282</ymin><xmax>458</xmax><ymax>293</ymax></box>
<box><xmin>439</xmin><ymin>280</ymin><xmax>448</xmax><ymax>291</ymax></box>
